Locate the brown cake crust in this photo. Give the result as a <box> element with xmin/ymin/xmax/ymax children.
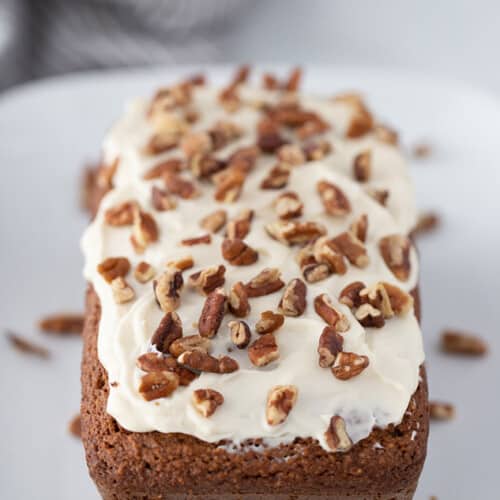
<box><xmin>81</xmin><ymin>286</ymin><xmax>428</xmax><ymax>500</ymax></box>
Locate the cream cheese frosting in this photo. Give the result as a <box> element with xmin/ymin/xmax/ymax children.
<box><xmin>81</xmin><ymin>77</ymin><xmax>424</xmax><ymax>452</ymax></box>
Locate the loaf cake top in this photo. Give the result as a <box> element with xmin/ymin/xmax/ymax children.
<box><xmin>81</xmin><ymin>68</ymin><xmax>424</xmax><ymax>453</ymax></box>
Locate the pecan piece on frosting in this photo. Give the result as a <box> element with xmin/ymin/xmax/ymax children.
<box><xmin>153</xmin><ymin>267</ymin><xmax>184</xmax><ymax>312</ymax></box>
<box><xmin>97</xmin><ymin>257</ymin><xmax>130</xmax><ymax>283</ymax></box>
<box><xmin>228</xmin><ymin>320</ymin><xmax>251</xmax><ymax>349</ymax></box>
<box><xmin>379</xmin><ymin>234</ymin><xmax>412</xmax><ymax>281</ymax></box>
<box><xmin>169</xmin><ymin>334</ymin><xmax>211</xmax><ymax>358</ymax></box>
<box><xmin>314</xmin><ymin>294</ymin><xmax>349</xmax><ymax>332</ymax></box>
<box><xmin>110</xmin><ymin>277</ymin><xmax>135</xmax><ymax>304</ymax></box>
<box><xmin>152</xmin><ymin>186</ymin><xmax>177</xmax><ymax>211</ymax></box>
<box><xmin>339</xmin><ymin>281</ymin><xmax>367</xmax><ymax>309</ymax></box>
<box><xmin>226</xmin><ymin>209</ymin><xmax>254</xmax><ymax>239</ymax></box>
<box><xmin>248</xmin><ymin>333</ymin><xmax>279</xmax><ymax>367</ymax></box>
<box><xmin>279</xmin><ymin>278</ymin><xmax>307</xmax><ymax>317</ymax></box>
<box><xmin>303</xmin><ymin>139</ymin><xmax>332</xmax><ymax>161</ymax></box>
<box><xmin>131</xmin><ymin>207</ymin><xmax>159</xmax><ymax>254</ymax></box>
<box><xmin>273</xmin><ymin>191</ymin><xmax>303</xmax><ymax>220</ymax></box>
<box><xmin>349</xmin><ymin>213</ymin><xmax>368</xmax><ymax>243</ymax></box>
<box><xmin>266</xmin><ymin>385</ymin><xmax>298</xmax><ymax>426</ymax></box>
<box><xmin>332</xmin><ymin>231</ymin><xmax>369</xmax><ymax>268</ymax></box>
<box><xmin>142</xmin><ymin>133</ymin><xmax>179</xmax><ymax>156</ymax></box>
<box><xmin>188</xmin><ymin>265</ymin><xmax>226</xmax><ymax>295</ymax></box>
<box><xmin>440</xmin><ymin>330</ymin><xmax>488</xmax><ymax>357</ymax></box>
<box><xmin>104</xmin><ymin>200</ymin><xmax>137</xmax><ymax>226</ymax></box>
<box><xmin>214</xmin><ymin>168</ymin><xmax>246</xmax><ymax>203</ymax></box>
<box><xmin>360</xmin><ymin>282</ymin><xmax>413</xmax><ymax>318</ymax></box>
<box><xmin>164</xmin><ymin>172</ymin><xmax>200</xmax><ymax>199</ymax></box>
<box><xmin>180</xmin><ymin>131</ymin><xmax>212</xmax><ymax>159</ymax></box>
<box><xmin>151</xmin><ymin>312</ymin><xmax>183</xmax><ymax>354</ymax></box>
<box><xmin>346</xmin><ymin>105</ymin><xmax>374</xmax><ymax>139</ymax></box>
<box><xmin>181</xmin><ymin>234</ymin><xmax>212</xmax><ymax>246</ymax></box>
<box><xmin>257</xmin><ymin>118</ymin><xmax>287</xmax><ymax>154</ymax></box>
<box><xmin>167</xmin><ymin>255</ymin><xmax>194</xmax><ymax>272</ymax></box>
<box><xmin>200</xmin><ymin>209</ymin><xmax>227</xmax><ymax>233</ymax></box>
<box><xmin>256</xmin><ymin>311</ymin><xmax>285</xmax><ymax>335</ymax></box>
<box><xmin>245</xmin><ymin>268</ymin><xmax>285</xmax><ymax>298</ymax></box>
<box><xmin>198</xmin><ymin>288</ymin><xmax>227</xmax><ymax>338</ymax></box>
<box><xmin>139</xmin><ymin>371</ymin><xmax>179</xmax><ymax>401</ymax></box>
<box><xmin>366</xmin><ymin>187</ymin><xmax>389</xmax><ymax>207</ymax></box>
<box><xmin>313</xmin><ymin>237</ymin><xmax>348</xmax><ymax>275</ymax></box>
<box><xmin>143</xmin><ymin>158</ymin><xmax>184</xmax><ymax>180</ymax></box>
<box><xmin>355</xmin><ymin>303</ymin><xmax>385</xmax><ymax>328</ymax></box>
<box><xmin>317</xmin><ymin>180</ymin><xmax>351</xmax><ymax>216</ymax></box>
<box><xmin>318</xmin><ymin>326</ymin><xmax>344</xmax><ymax>368</ymax></box>
<box><xmin>332</xmin><ymin>352</ymin><xmax>369</xmax><ymax>380</ymax></box>
<box><xmin>374</xmin><ymin>124</ymin><xmax>398</xmax><ymax>145</ymax></box>
<box><xmin>178</xmin><ymin>350</ymin><xmax>239</xmax><ymax>374</ymax></box>
<box><xmin>221</xmin><ymin>238</ymin><xmax>258</xmax><ymax>266</ymax></box>
<box><xmin>192</xmin><ymin>389</ymin><xmax>224</xmax><ymax>417</ymax></box>
<box><xmin>137</xmin><ymin>352</ymin><xmax>178</xmax><ymax>373</ymax></box>
<box><xmin>277</xmin><ymin>144</ymin><xmax>306</xmax><ymax>166</ymax></box>
<box><xmin>134</xmin><ymin>261</ymin><xmax>155</xmax><ymax>283</ymax></box>
<box><xmin>325</xmin><ymin>416</ymin><xmax>353</xmax><ymax>452</ymax></box>
<box><xmin>189</xmin><ymin>154</ymin><xmax>226</xmax><ymax>179</ymax></box>
<box><xmin>260</xmin><ymin>164</ymin><xmax>290</xmax><ymax>189</ymax></box>
<box><xmin>228</xmin><ymin>282</ymin><xmax>251</xmax><ymax>317</ymax></box>
<box><xmin>266</xmin><ymin>220</ymin><xmax>326</xmax><ymax>245</ymax></box>
<box><xmin>353</xmin><ymin>150</ymin><xmax>372</xmax><ymax>182</ymax></box>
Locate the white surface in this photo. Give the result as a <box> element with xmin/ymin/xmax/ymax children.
<box><xmin>0</xmin><ymin>65</ymin><xmax>498</xmax><ymax>499</ymax></box>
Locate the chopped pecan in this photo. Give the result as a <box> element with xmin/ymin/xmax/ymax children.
<box><xmin>366</xmin><ymin>187</ymin><xmax>389</xmax><ymax>206</ymax></box>
<box><xmin>355</xmin><ymin>303</ymin><xmax>385</xmax><ymax>328</ymax></box>
<box><xmin>346</xmin><ymin>105</ymin><xmax>374</xmax><ymax>138</ymax></box>
<box><xmin>221</xmin><ymin>238</ymin><xmax>258</xmax><ymax>266</ymax></box>
<box><xmin>228</xmin><ymin>320</ymin><xmax>251</xmax><ymax>349</ymax></box>
<box><xmin>349</xmin><ymin>214</ymin><xmax>368</xmax><ymax>242</ymax></box>
<box><xmin>192</xmin><ymin>389</ymin><xmax>224</xmax><ymax>417</ymax></box>
<box><xmin>374</xmin><ymin>124</ymin><xmax>398</xmax><ymax>145</ymax></box>
<box><xmin>178</xmin><ymin>350</ymin><xmax>239</xmax><ymax>374</ymax></box>
<box><xmin>134</xmin><ymin>261</ymin><xmax>155</xmax><ymax>283</ymax></box>
<box><xmin>325</xmin><ymin>416</ymin><xmax>353</xmax><ymax>452</ymax></box>
<box><xmin>313</xmin><ymin>237</ymin><xmax>348</xmax><ymax>275</ymax></box>
<box><xmin>164</xmin><ymin>172</ymin><xmax>199</xmax><ymax>199</ymax></box>
<box><xmin>245</xmin><ymin>268</ymin><xmax>285</xmax><ymax>297</ymax></box>
<box><xmin>181</xmin><ymin>131</ymin><xmax>212</xmax><ymax>158</ymax></box>
<box><xmin>273</xmin><ymin>191</ymin><xmax>303</xmax><ymax>219</ymax></box>
<box><xmin>360</xmin><ymin>282</ymin><xmax>413</xmax><ymax>317</ymax></box>
<box><xmin>296</xmin><ymin>118</ymin><xmax>330</xmax><ymax>140</ymax></box>
<box><xmin>166</xmin><ymin>255</ymin><xmax>194</xmax><ymax>271</ymax></box>
<box><xmin>151</xmin><ymin>312</ymin><xmax>183</xmax><ymax>353</ymax></box>
<box><xmin>284</xmin><ymin>66</ymin><xmax>302</xmax><ymax>91</ymax></box>
<box><xmin>339</xmin><ymin>281</ymin><xmax>367</xmax><ymax>309</ymax></box>
<box><xmin>440</xmin><ymin>330</ymin><xmax>488</xmax><ymax>356</ymax></box>
<box><xmin>169</xmin><ymin>334</ymin><xmax>211</xmax><ymax>358</ymax></box>
<box><xmin>227</xmin><ymin>145</ymin><xmax>261</xmax><ymax>173</ymax></box>
<box><xmin>248</xmin><ymin>333</ymin><xmax>279</xmax><ymax>367</ymax></box>
<box><xmin>96</xmin><ymin>157</ymin><xmax>119</xmax><ymax>190</ymax></box>
<box><xmin>226</xmin><ymin>209</ymin><xmax>254</xmax><ymax>239</ymax></box>
<box><xmin>210</xmin><ymin>120</ymin><xmax>242</xmax><ymax>148</ymax></box>
<box><xmin>143</xmin><ymin>158</ymin><xmax>184</xmax><ymax>180</ymax></box>
<box><xmin>139</xmin><ymin>371</ymin><xmax>179</xmax><ymax>401</ymax></box>
<box><xmin>154</xmin><ymin>267</ymin><xmax>184</xmax><ymax>312</ymax></box>
<box><xmin>200</xmin><ymin>209</ymin><xmax>227</xmax><ymax>233</ymax></box>
<box><xmin>332</xmin><ymin>231</ymin><xmax>369</xmax><ymax>268</ymax></box>
<box><xmin>137</xmin><ymin>352</ymin><xmax>178</xmax><ymax>372</ymax></box>
<box><xmin>303</xmin><ymin>139</ymin><xmax>332</xmax><ymax>161</ymax></box>
<box><xmin>277</xmin><ymin>144</ymin><xmax>306</xmax><ymax>166</ymax></box>
<box><xmin>104</xmin><ymin>200</ymin><xmax>137</xmax><ymax>226</ymax></box>
<box><xmin>331</xmin><ymin>352</ymin><xmax>369</xmax><ymax>380</ymax></box>
<box><xmin>257</xmin><ymin>118</ymin><xmax>287</xmax><ymax>153</ymax></box>
<box><xmin>198</xmin><ymin>288</ymin><xmax>227</xmax><ymax>338</ymax></box>
<box><xmin>7</xmin><ymin>331</ymin><xmax>50</xmax><ymax>359</ymax></box>
<box><xmin>266</xmin><ymin>220</ymin><xmax>326</xmax><ymax>245</ymax></box>
<box><xmin>256</xmin><ymin>311</ymin><xmax>285</xmax><ymax>335</ymax></box>
<box><xmin>314</xmin><ymin>294</ymin><xmax>349</xmax><ymax>332</ymax></box>
<box><xmin>411</xmin><ymin>212</ymin><xmax>440</xmax><ymax>238</ymax></box>
<box><xmin>279</xmin><ymin>278</ymin><xmax>307</xmax><ymax>317</ymax></box>
<box><xmin>228</xmin><ymin>282</ymin><xmax>251</xmax><ymax>317</ymax></box>
<box><xmin>97</xmin><ymin>257</ymin><xmax>130</xmax><ymax>283</ymax></box>
<box><xmin>38</xmin><ymin>314</ymin><xmax>84</xmax><ymax>335</ymax></box>
<box><xmin>260</xmin><ymin>164</ymin><xmax>290</xmax><ymax>189</ymax></box>
<box><xmin>353</xmin><ymin>150</ymin><xmax>372</xmax><ymax>182</ymax></box>
<box><xmin>317</xmin><ymin>180</ymin><xmax>351</xmax><ymax>216</ymax></box>
<box><xmin>302</xmin><ymin>262</ymin><xmax>331</xmax><ymax>283</ymax></box>
<box><xmin>181</xmin><ymin>234</ymin><xmax>212</xmax><ymax>246</ymax></box>
<box><xmin>318</xmin><ymin>326</ymin><xmax>344</xmax><ymax>368</ymax></box>
<box><xmin>266</xmin><ymin>385</ymin><xmax>298</xmax><ymax>426</ymax></box>
<box><xmin>152</xmin><ymin>186</ymin><xmax>177</xmax><ymax>211</ymax></box>
<box><xmin>110</xmin><ymin>277</ymin><xmax>135</xmax><ymax>304</ymax></box>
<box><xmin>379</xmin><ymin>234</ymin><xmax>411</xmax><ymax>281</ymax></box>
<box><xmin>429</xmin><ymin>401</ymin><xmax>456</xmax><ymax>421</ymax></box>
<box><xmin>188</xmin><ymin>265</ymin><xmax>226</xmax><ymax>295</ymax></box>
<box><xmin>214</xmin><ymin>168</ymin><xmax>245</xmax><ymax>202</ymax></box>
<box><xmin>131</xmin><ymin>208</ymin><xmax>159</xmax><ymax>253</ymax></box>
<box><xmin>189</xmin><ymin>154</ymin><xmax>226</xmax><ymax>179</ymax></box>
<box><xmin>143</xmin><ymin>133</ymin><xmax>179</xmax><ymax>155</ymax></box>
<box><xmin>262</xmin><ymin>72</ymin><xmax>279</xmax><ymax>90</ymax></box>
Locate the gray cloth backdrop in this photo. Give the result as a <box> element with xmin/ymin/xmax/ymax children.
<box><xmin>0</xmin><ymin>0</ymin><xmax>245</xmax><ymax>89</ymax></box>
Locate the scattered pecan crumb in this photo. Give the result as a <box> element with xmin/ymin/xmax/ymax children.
<box><xmin>314</xmin><ymin>294</ymin><xmax>349</xmax><ymax>332</ymax></box>
<box><xmin>167</xmin><ymin>255</ymin><xmax>194</xmax><ymax>271</ymax></box>
<box><xmin>303</xmin><ymin>139</ymin><xmax>332</xmax><ymax>161</ymax></box>
<box><xmin>429</xmin><ymin>401</ymin><xmax>455</xmax><ymax>421</ymax></box>
<box><xmin>349</xmin><ymin>214</ymin><xmax>368</xmax><ymax>242</ymax></box>
<box><xmin>192</xmin><ymin>389</ymin><xmax>224</xmax><ymax>417</ymax></box>
<box><xmin>260</xmin><ymin>164</ymin><xmax>290</xmax><ymax>189</ymax></box>
<box><xmin>374</xmin><ymin>124</ymin><xmax>398</xmax><ymax>145</ymax></box>
<box><xmin>38</xmin><ymin>313</ymin><xmax>84</xmax><ymax>335</ymax></box>
<box><xmin>277</xmin><ymin>144</ymin><xmax>306</xmax><ymax>166</ymax></box>
<box><xmin>256</xmin><ymin>311</ymin><xmax>285</xmax><ymax>335</ymax></box>
<box><xmin>221</xmin><ymin>238</ymin><xmax>258</xmax><ymax>265</ymax></box>
<box><xmin>97</xmin><ymin>257</ymin><xmax>131</xmax><ymax>283</ymax></box>
<box><xmin>248</xmin><ymin>333</ymin><xmax>279</xmax><ymax>367</ymax></box>
<box><xmin>226</xmin><ymin>209</ymin><xmax>254</xmax><ymax>239</ymax></box>
<box><xmin>154</xmin><ymin>267</ymin><xmax>184</xmax><ymax>312</ymax></box>
<box><xmin>134</xmin><ymin>261</ymin><xmax>155</xmax><ymax>283</ymax></box>
<box><xmin>131</xmin><ymin>208</ymin><xmax>159</xmax><ymax>253</ymax></box>
<box><xmin>273</xmin><ymin>191</ymin><xmax>303</xmax><ymax>220</ymax></box>
<box><xmin>412</xmin><ymin>142</ymin><xmax>433</xmax><ymax>159</ymax></box>
<box><xmin>317</xmin><ymin>180</ymin><xmax>351</xmax><ymax>216</ymax></box>
<box><xmin>353</xmin><ymin>150</ymin><xmax>372</xmax><ymax>182</ymax></box>
<box><xmin>440</xmin><ymin>330</ymin><xmax>488</xmax><ymax>356</ymax></box>
<box><xmin>169</xmin><ymin>334</ymin><xmax>211</xmax><ymax>358</ymax></box>
<box><xmin>198</xmin><ymin>288</ymin><xmax>227</xmax><ymax>338</ymax></box>
<box><xmin>139</xmin><ymin>371</ymin><xmax>179</xmax><ymax>401</ymax></box>
<box><xmin>178</xmin><ymin>350</ymin><xmax>238</xmax><ymax>374</ymax></box>
<box><xmin>151</xmin><ymin>312</ymin><xmax>183</xmax><ymax>354</ymax></box>
<box><xmin>366</xmin><ymin>187</ymin><xmax>389</xmax><ymax>206</ymax></box>
<box><xmin>379</xmin><ymin>234</ymin><xmax>412</xmax><ymax>281</ymax></box>
<box><xmin>279</xmin><ymin>278</ymin><xmax>307</xmax><ymax>317</ymax></box>
<box><xmin>228</xmin><ymin>282</ymin><xmax>251</xmax><ymax>317</ymax></box>
<box><xmin>332</xmin><ymin>352</ymin><xmax>369</xmax><ymax>380</ymax></box>
<box><xmin>339</xmin><ymin>281</ymin><xmax>366</xmax><ymax>309</ymax></box>
<box><xmin>104</xmin><ymin>200</ymin><xmax>137</xmax><ymax>226</ymax></box>
<box><xmin>318</xmin><ymin>326</ymin><xmax>344</xmax><ymax>368</ymax></box>
<box><xmin>245</xmin><ymin>268</ymin><xmax>285</xmax><ymax>297</ymax></box>
<box><xmin>266</xmin><ymin>220</ymin><xmax>326</xmax><ymax>245</ymax></box>
<box><xmin>152</xmin><ymin>186</ymin><xmax>177</xmax><ymax>211</ymax></box>
<box><xmin>6</xmin><ymin>331</ymin><xmax>50</xmax><ymax>359</ymax></box>
<box><xmin>355</xmin><ymin>303</ymin><xmax>385</xmax><ymax>328</ymax></box>
<box><xmin>200</xmin><ymin>209</ymin><xmax>227</xmax><ymax>233</ymax></box>
<box><xmin>266</xmin><ymin>385</ymin><xmax>298</xmax><ymax>426</ymax></box>
<box><xmin>143</xmin><ymin>158</ymin><xmax>184</xmax><ymax>180</ymax></box>
<box><xmin>214</xmin><ymin>168</ymin><xmax>246</xmax><ymax>202</ymax></box>
<box><xmin>228</xmin><ymin>320</ymin><xmax>251</xmax><ymax>349</ymax></box>
<box><xmin>164</xmin><ymin>172</ymin><xmax>200</xmax><ymax>199</ymax></box>
<box><xmin>68</xmin><ymin>414</ymin><xmax>81</xmax><ymax>438</ymax></box>
<box><xmin>325</xmin><ymin>415</ymin><xmax>353</xmax><ymax>452</ymax></box>
<box><xmin>189</xmin><ymin>265</ymin><xmax>226</xmax><ymax>295</ymax></box>
<box><xmin>332</xmin><ymin>231</ymin><xmax>369</xmax><ymax>268</ymax></box>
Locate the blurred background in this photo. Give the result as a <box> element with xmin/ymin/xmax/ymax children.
<box><xmin>1</xmin><ymin>0</ymin><xmax>500</xmax><ymax>93</ymax></box>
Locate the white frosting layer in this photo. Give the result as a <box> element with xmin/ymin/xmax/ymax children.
<box><xmin>82</xmin><ymin>83</ymin><xmax>424</xmax><ymax>451</ymax></box>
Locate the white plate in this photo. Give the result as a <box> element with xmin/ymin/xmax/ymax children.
<box><xmin>0</xmin><ymin>65</ymin><xmax>498</xmax><ymax>500</ymax></box>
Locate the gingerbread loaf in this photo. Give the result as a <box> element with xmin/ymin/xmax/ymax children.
<box><xmin>81</xmin><ymin>67</ymin><xmax>429</xmax><ymax>499</ymax></box>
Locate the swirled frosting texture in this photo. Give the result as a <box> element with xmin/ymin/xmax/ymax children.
<box><xmin>82</xmin><ymin>80</ymin><xmax>424</xmax><ymax>451</ymax></box>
